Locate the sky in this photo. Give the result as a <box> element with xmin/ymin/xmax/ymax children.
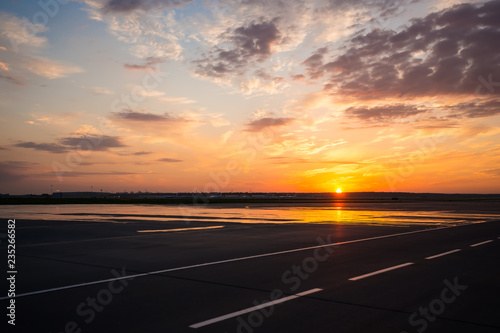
<box><xmin>0</xmin><ymin>0</ymin><xmax>499</xmax><ymax>194</ymax></box>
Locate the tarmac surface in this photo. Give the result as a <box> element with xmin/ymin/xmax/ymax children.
<box><xmin>1</xmin><ymin>208</ymin><xmax>500</xmax><ymax>332</ymax></box>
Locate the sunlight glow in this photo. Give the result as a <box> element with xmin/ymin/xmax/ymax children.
<box><xmin>336</xmin><ymin>188</ymin><xmax>342</xmax><ymax>193</ymax></box>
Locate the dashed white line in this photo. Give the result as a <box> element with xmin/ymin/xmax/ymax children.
<box><xmin>189</xmin><ymin>288</ymin><xmax>322</xmax><ymax>329</ymax></box>
<box><xmin>425</xmin><ymin>249</ymin><xmax>461</xmax><ymax>260</ymax></box>
<box><xmin>470</xmin><ymin>240</ymin><xmax>493</xmax><ymax>247</ymax></box>
<box><xmin>1</xmin><ymin>225</ymin><xmax>461</xmax><ymax>300</ymax></box>
<box><xmin>348</xmin><ymin>262</ymin><xmax>414</xmax><ymax>281</ymax></box>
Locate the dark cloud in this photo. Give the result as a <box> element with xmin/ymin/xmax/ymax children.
<box><xmin>195</xmin><ymin>19</ymin><xmax>282</xmax><ymax>78</ymax></box>
<box><xmin>0</xmin><ymin>73</ymin><xmax>25</xmax><ymax>86</ymax></box>
<box><xmin>0</xmin><ymin>161</ymin><xmax>34</xmax><ymax>183</ymax></box>
<box><xmin>445</xmin><ymin>100</ymin><xmax>500</xmax><ymax>118</ymax></box>
<box><xmin>301</xmin><ymin>47</ymin><xmax>329</xmax><ymax>80</ymax></box>
<box><xmin>113</xmin><ymin>110</ymin><xmax>184</xmax><ymax>122</ymax></box>
<box><xmin>124</xmin><ymin>57</ymin><xmax>165</xmax><ymax>71</ymax></box>
<box><xmin>57</xmin><ymin>171</ymin><xmax>140</xmax><ymax>177</ymax></box>
<box><xmin>0</xmin><ymin>146</ymin><xmax>8</xmax><ymax>150</ymax></box>
<box><xmin>59</xmin><ymin>135</ymin><xmax>127</xmax><ymax>151</ymax></box>
<box><xmin>124</xmin><ymin>64</ymin><xmax>152</xmax><ymax>71</ymax></box>
<box><xmin>15</xmin><ymin>142</ymin><xmax>68</xmax><ymax>154</ymax></box>
<box><xmin>344</xmin><ymin>99</ymin><xmax>500</xmax><ymax>126</ymax></box>
<box><xmin>345</xmin><ymin>104</ymin><xmax>427</xmax><ymax>121</ymax></box>
<box><xmin>245</xmin><ymin>117</ymin><xmax>295</xmax><ymax>132</ymax></box>
<box><xmin>15</xmin><ymin>135</ymin><xmax>127</xmax><ymax>154</ymax></box>
<box><xmin>102</xmin><ymin>0</ymin><xmax>193</xmax><ymax>14</ymax></box>
<box><xmin>132</xmin><ymin>151</ymin><xmax>153</xmax><ymax>155</ymax></box>
<box><xmin>116</xmin><ymin>151</ymin><xmax>153</xmax><ymax>156</ymax></box>
<box><xmin>291</xmin><ymin>74</ymin><xmax>306</xmax><ymax>82</ymax></box>
<box><xmin>157</xmin><ymin>158</ymin><xmax>183</xmax><ymax>163</ymax></box>
<box><xmin>306</xmin><ymin>0</ymin><xmax>500</xmax><ymax>100</ymax></box>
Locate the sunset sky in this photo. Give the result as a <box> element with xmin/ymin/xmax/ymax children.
<box><xmin>0</xmin><ymin>0</ymin><xmax>499</xmax><ymax>194</ymax></box>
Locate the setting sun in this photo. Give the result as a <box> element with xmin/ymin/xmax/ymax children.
<box><xmin>336</xmin><ymin>188</ymin><xmax>342</xmax><ymax>193</ymax></box>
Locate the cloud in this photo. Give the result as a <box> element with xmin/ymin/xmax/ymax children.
<box><xmin>124</xmin><ymin>56</ymin><xmax>165</xmax><ymax>71</ymax></box>
<box><xmin>0</xmin><ymin>73</ymin><xmax>25</xmax><ymax>86</ymax></box>
<box><xmin>345</xmin><ymin>104</ymin><xmax>428</xmax><ymax>122</ymax></box>
<box><xmin>113</xmin><ymin>110</ymin><xmax>185</xmax><ymax>122</ymax></box>
<box><xmin>56</xmin><ymin>171</ymin><xmax>140</xmax><ymax>177</ymax></box>
<box><xmin>0</xmin><ymin>12</ymin><xmax>47</xmax><ymax>51</ymax></box>
<box><xmin>195</xmin><ymin>18</ymin><xmax>282</xmax><ymax>78</ymax></box>
<box><xmin>24</xmin><ymin>57</ymin><xmax>84</xmax><ymax>79</ymax></box>
<box><xmin>83</xmin><ymin>2</ymin><xmax>183</xmax><ymax>59</ymax></box>
<box><xmin>15</xmin><ymin>141</ymin><xmax>68</xmax><ymax>154</ymax></box>
<box><xmin>101</xmin><ymin>0</ymin><xmax>194</xmax><ymax>14</ymax></box>
<box><xmin>0</xmin><ymin>13</ymin><xmax>82</xmax><ymax>83</ymax></box>
<box><xmin>244</xmin><ymin>117</ymin><xmax>295</xmax><ymax>132</ymax></box>
<box><xmin>116</xmin><ymin>150</ymin><xmax>153</xmax><ymax>156</ymax></box>
<box><xmin>15</xmin><ymin>135</ymin><xmax>127</xmax><ymax>154</ymax></box>
<box><xmin>446</xmin><ymin>100</ymin><xmax>500</xmax><ymax>119</ymax></box>
<box><xmin>305</xmin><ymin>0</ymin><xmax>500</xmax><ymax>100</ymax></box>
<box><xmin>157</xmin><ymin>157</ymin><xmax>183</xmax><ymax>163</ymax></box>
<box><xmin>301</xmin><ymin>47</ymin><xmax>329</xmax><ymax>80</ymax></box>
<box><xmin>59</xmin><ymin>135</ymin><xmax>127</xmax><ymax>151</ymax></box>
<box><xmin>0</xmin><ymin>161</ymin><xmax>32</xmax><ymax>183</ymax></box>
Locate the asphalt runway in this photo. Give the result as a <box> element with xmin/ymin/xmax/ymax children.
<box><xmin>1</xmin><ymin>215</ymin><xmax>500</xmax><ymax>333</ymax></box>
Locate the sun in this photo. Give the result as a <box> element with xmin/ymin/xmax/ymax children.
<box><xmin>336</xmin><ymin>188</ymin><xmax>342</xmax><ymax>193</ymax></box>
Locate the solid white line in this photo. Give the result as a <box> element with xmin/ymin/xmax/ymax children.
<box><xmin>0</xmin><ymin>224</ymin><xmax>467</xmax><ymax>300</ymax></box>
<box><xmin>137</xmin><ymin>226</ymin><xmax>224</xmax><ymax>233</ymax></box>
<box><xmin>189</xmin><ymin>288</ymin><xmax>322</xmax><ymax>329</ymax></box>
<box><xmin>348</xmin><ymin>262</ymin><xmax>414</xmax><ymax>281</ymax></box>
<box><xmin>470</xmin><ymin>240</ymin><xmax>493</xmax><ymax>247</ymax></box>
<box><xmin>425</xmin><ymin>249</ymin><xmax>461</xmax><ymax>260</ymax></box>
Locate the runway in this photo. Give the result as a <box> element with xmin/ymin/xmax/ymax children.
<box><xmin>1</xmin><ymin>213</ymin><xmax>500</xmax><ymax>332</ymax></box>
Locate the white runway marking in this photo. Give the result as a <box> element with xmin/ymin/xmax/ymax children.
<box><xmin>137</xmin><ymin>226</ymin><xmax>224</xmax><ymax>233</ymax></box>
<box><xmin>348</xmin><ymin>262</ymin><xmax>414</xmax><ymax>281</ymax></box>
<box><xmin>425</xmin><ymin>249</ymin><xmax>461</xmax><ymax>260</ymax></box>
<box><xmin>189</xmin><ymin>288</ymin><xmax>323</xmax><ymax>329</ymax></box>
<box><xmin>470</xmin><ymin>240</ymin><xmax>493</xmax><ymax>247</ymax></box>
<box><xmin>0</xmin><ymin>224</ymin><xmax>469</xmax><ymax>300</ymax></box>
